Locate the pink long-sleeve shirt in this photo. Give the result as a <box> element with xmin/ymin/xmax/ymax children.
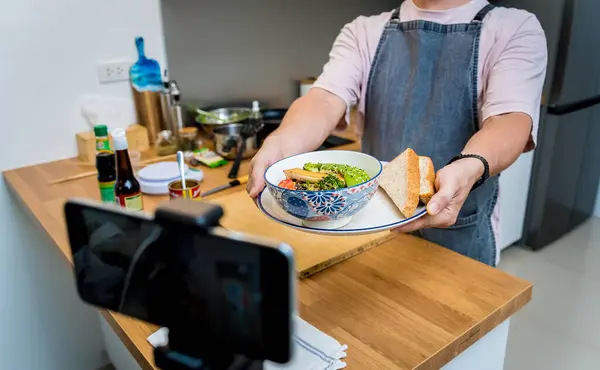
<box><xmin>313</xmin><ymin>0</ymin><xmax>548</xmax><ymax>247</ymax></box>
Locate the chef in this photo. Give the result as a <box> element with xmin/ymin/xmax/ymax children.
<box><xmin>247</xmin><ymin>0</ymin><xmax>547</xmax><ymax>266</ymax></box>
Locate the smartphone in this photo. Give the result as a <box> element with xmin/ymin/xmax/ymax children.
<box><xmin>64</xmin><ymin>199</ymin><xmax>295</xmax><ymax>363</ymax></box>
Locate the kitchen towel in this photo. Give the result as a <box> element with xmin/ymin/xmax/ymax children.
<box><xmin>147</xmin><ymin>316</ymin><xmax>348</xmax><ymax>370</ymax></box>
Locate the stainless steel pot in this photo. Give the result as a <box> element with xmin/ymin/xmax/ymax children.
<box><xmin>213</xmin><ymin>123</ymin><xmax>258</xmax><ymax>160</ymax></box>
<box><xmin>195</xmin><ymin>107</ymin><xmax>252</xmax><ymax>135</ymax></box>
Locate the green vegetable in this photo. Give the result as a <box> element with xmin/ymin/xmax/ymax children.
<box><xmin>296</xmin><ymin>182</ymin><xmax>318</xmax><ymax>191</ymax></box>
<box><xmin>294</xmin><ymin>174</ymin><xmax>343</xmax><ymax>191</ymax></box>
<box><xmin>303</xmin><ymin>163</ymin><xmax>370</xmax><ymax>187</ymax></box>
<box><xmin>318</xmin><ymin>174</ymin><xmax>346</xmax><ymax>190</ymax></box>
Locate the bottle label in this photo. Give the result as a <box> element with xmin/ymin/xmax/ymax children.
<box><xmin>98</xmin><ymin>181</ymin><xmax>116</xmax><ymax>203</ymax></box>
<box><xmin>96</xmin><ymin>137</ymin><xmax>112</xmax><ymax>153</ymax></box>
<box><xmin>115</xmin><ymin>192</ymin><xmax>144</xmax><ymax>211</ymax></box>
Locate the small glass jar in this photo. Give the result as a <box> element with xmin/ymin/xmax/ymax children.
<box><xmin>179</xmin><ymin>127</ymin><xmax>199</xmax><ymax>152</ymax></box>
<box><xmin>156</xmin><ymin>130</ymin><xmax>178</xmax><ymax>156</ymax></box>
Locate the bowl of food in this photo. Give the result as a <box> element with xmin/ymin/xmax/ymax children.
<box><xmin>264</xmin><ymin>151</ymin><xmax>382</xmax><ymax>229</ymax></box>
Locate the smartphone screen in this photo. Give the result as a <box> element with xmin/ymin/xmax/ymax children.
<box><xmin>65</xmin><ymin>201</ymin><xmax>292</xmax><ymax>362</ymax></box>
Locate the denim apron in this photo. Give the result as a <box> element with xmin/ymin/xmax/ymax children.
<box><xmin>362</xmin><ymin>4</ymin><xmax>499</xmax><ymax>266</ymax></box>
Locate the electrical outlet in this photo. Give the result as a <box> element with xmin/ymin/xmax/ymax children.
<box><xmin>97</xmin><ymin>60</ymin><xmax>131</xmax><ymax>83</ymax></box>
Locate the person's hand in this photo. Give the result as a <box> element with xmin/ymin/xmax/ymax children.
<box><xmin>247</xmin><ymin>137</ymin><xmax>286</xmax><ymax>198</ymax></box>
<box><xmin>393</xmin><ymin>158</ymin><xmax>484</xmax><ymax>233</ymax></box>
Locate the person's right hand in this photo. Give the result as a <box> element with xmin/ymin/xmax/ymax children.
<box><xmin>247</xmin><ymin>137</ymin><xmax>286</xmax><ymax>198</ymax></box>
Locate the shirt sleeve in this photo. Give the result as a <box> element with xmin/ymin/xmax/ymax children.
<box><xmin>481</xmin><ymin>15</ymin><xmax>548</xmax><ymax>151</ymax></box>
<box><xmin>312</xmin><ymin>18</ymin><xmax>364</xmax><ymax>110</ymax></box>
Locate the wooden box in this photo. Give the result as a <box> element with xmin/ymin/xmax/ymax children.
<box><xmin>76</xmin><ymin>124</ymin><xmax>150</xmax><ymax>164</ymax></box>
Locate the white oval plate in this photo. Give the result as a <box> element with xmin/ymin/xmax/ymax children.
<box><xmin>138</xmin><ymin>162</ymin><xmax>189</xmax><ymax>182</ymax></box>
<box><xmin>257</xmin><ymin>188</ymin><xmax>427</xmax><ymax>236</ymax></box>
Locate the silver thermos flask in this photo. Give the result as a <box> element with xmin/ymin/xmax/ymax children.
<box><xmin>159</xmin><ymin>70</ymin><xmax>174</xmax><ymax>134</ymax></box>
<box><xmin>169</xmin><ymin>80</ymin><xmax>184</xmax><ymax>148</ymax></box>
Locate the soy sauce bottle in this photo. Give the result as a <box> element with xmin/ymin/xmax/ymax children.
<box><xmin>94</xmin><ymin>125</ymin><xmax>116</xmax><ymax>203</ymax></box>
<box><xmin>112</xmin><ymin>128</ymin><xmax>144</xmax><ymax>211</ymax></box>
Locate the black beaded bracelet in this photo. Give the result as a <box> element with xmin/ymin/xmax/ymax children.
<box><xmin>447</xmin><ymin>154</ymin><xmax>489</xmax><ymax>191</ymax></box>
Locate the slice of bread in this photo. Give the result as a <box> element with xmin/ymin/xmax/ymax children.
<box><xmin>379</xmin><ymin>148</ymin><xmax>420</xmax><ymax>218</ymax></box>
<box><xmin>419</xmin><ymin>156</ymin><xmax>435</xmax><ymax>205</ymax></box>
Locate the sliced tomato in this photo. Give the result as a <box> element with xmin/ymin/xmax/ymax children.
<box><xmin>278</xmin><ymin>179</ymin><xmax>296</xmax><ymax>190</ymax></box>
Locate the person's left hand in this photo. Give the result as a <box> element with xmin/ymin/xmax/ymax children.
<box><xmin>393</xmin><ymin>158</ymin><xmax>484</xmax><ymax>233</ymax></box>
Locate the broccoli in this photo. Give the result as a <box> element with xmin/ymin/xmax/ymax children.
<box><xmin>317</xmin><ymin>174</ymin><xmax>346</xmax><ymax>190</ymax></box>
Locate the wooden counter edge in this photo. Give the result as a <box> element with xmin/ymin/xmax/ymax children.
<box><xmin>299</xmin><ymin>232</ymin><xmax>396</xmax><ymax>278</ymax></box>
<box><xmin>415</xmin><ymin>283</ymin><xmax>532</xmax><ymax>370</ymax></box>
<box><xmin>101</xmin><ymin>311</ymin><xmax>156</xmax><ymax>370</ymax></box>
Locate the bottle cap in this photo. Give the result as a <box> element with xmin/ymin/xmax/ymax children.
<box><xmin>252</xmin><ymin>100</ymin><xmax>260</xmax><ymax>112</ymax></box>
<box><xmin>94</xmin><ymin>125</ymin><xmax>108</xmax><ymax>137</ymax></box>
<box><xmin>112</xmin><ymin>128</ymin><xmax>128</xmax><ymax>150</ymax></box>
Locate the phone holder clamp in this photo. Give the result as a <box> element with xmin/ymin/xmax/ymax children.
<box><xmin>152</xmin><ymin>199</ymin><xmax>264</xmax><ymax>370</ymax></box>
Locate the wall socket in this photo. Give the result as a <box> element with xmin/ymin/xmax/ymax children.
<box><xmin>97</xmin><ymin>61</ymin><xmax>131</xmax><ymax>83</ymax></box>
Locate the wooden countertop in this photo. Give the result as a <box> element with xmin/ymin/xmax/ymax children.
<box><xmin>3</xmin><ymin>135</ymin><xmax>532</xmax><ymax>369</ymax></box>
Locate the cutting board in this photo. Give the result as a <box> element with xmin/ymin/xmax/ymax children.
<box><xmin>212</xmin><ymin>191</ymin><xmax>396</xmax><ymax>278</ymax></box>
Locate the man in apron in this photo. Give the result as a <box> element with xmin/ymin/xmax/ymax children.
<box><xmin>247</xmin><ymin>0</ymin><xmax>547</xmax><ymax>266</ymax></box>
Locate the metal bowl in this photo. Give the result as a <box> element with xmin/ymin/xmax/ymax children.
<box><xmin>213</xmin><ymin>123</ymin><xmax>259</xmax><ymax>160</ymax></box>
<box><xmin>195</xmin><ymin>107</ymin><xmax>252</xmax><ymax>134</ymax></box>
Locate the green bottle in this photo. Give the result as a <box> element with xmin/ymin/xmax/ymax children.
<box><xmin>94</xmin><ymin>125</ymin><xmax>116</xmax><ymax>203</ymax></box>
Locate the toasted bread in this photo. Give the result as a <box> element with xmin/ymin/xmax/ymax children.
<box><xmin>419</xmin><ymin>156</ymin><xmax>436</xmax><ymax>204</ymax></box>
<box><xmin>379</xmin><ymin>148</ymin><xmax>420</xmax><ymax>218</ymax></box>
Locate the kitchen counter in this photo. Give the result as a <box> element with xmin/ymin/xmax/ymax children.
<box><xmin>3</xmin><ymin>139</ymin><xmax>532</xmax><ymax>369</ymax></box>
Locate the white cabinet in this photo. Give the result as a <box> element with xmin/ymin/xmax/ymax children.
<box><xmin>498</xmin><ymin>150</ymin><xmax>535</xmax><ymax>251</ymax></box>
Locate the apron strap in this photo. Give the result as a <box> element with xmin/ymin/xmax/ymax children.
<box><xmin>472</xmin><ymin>3</ymin><xmax>495</xmax><ymax>23</ymax></box>
<box><xmin>392</xmin><ymin>3</ymin><xmax>494</xmax><ymax>23</ymax></box>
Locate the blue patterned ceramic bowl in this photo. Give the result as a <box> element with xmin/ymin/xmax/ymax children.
<box><xmin>264</xmin><ymin>151</ymin><xmax>383</xmax><ymax>229</ymax></box>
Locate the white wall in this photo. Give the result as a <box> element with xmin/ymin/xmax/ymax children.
<box><xmin>162</xmin><ymin>0</ymin><xmax>398</xmax><ymax>107</ymax></box>
<box><xmin>0</xmin><ymin>0</ymin><xmax>165</xmax><ymax>369</ymax></box>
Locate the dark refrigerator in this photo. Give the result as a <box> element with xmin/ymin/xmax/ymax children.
<box><xmin>495</xmin><ymin>0</ymin><xmax>600</xmax><ymax>249</ymax></box>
